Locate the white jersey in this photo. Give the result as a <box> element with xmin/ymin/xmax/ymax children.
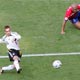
<box><xmin>0</xmin><ymin>32</ymin><xmax>21</xmax><ymax>50</ymax></box>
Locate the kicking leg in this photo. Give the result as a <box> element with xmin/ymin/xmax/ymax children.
<box><xmin>0</xmin><ymin>64</ymin><xmax>15</xmax><ymax>74</ymax></box>
<box><xmin>2</xmin><ymin>64</ymin><xmax>15</xmax><ymax>71</ymax></box>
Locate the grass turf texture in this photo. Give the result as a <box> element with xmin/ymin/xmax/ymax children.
<box><xmin>0</xmin><ymin>55</ymin><xmax>80</xmax><ymax>80</ymax></box>
<box><xmin>0</xmin><ymin>0</ymin><xmax>80</xmax><ymax>80</ymax></box>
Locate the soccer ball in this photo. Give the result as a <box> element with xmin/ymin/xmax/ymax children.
<box><xmin>52</xmin><ymin>60</ymin><xmax>62</xmax><ymax>68</ymax></box>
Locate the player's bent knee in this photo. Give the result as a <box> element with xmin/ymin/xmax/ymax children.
<box><xmin>75</xmin><ymin>26</ymin><xmax>80</xmax><ymax>29</ymax></box>
<box><xmin>13</xmin><ymin>56</ymin><xmax>19</xmax><ymax>60</ymax></box>
<box><xmin>74</xmin><ymin>22</ymin><xmax>80</xmax><ymax>29</ymax></box>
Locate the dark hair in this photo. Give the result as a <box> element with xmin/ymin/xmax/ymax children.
<box><xmin>4</xmin><ymin>25</ymin><xmax>10</xmax><ymax>29</ymax></box>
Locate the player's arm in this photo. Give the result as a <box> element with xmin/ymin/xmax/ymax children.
<box><xmin>0</xmin><ymin>39</ymin><xmax>4</xmax><ymax>43</ymax></box>
<box><xmin>0</xmin><ymin>38</ymin><xmax>6</xmax><ymax>43</ymax></box>
<box><xmin>61</xmin><ymin>20</ymin><xmax>67</xmax><ymax>34</ymax></box>
<box><xmin>61</xmin><ymin>7</ymin><xmax>72</xmax><ymax>34</ymax></box>
<box><xmin>0</xmin><ymin>35</ymin><xmax>7</xmax><ymax>43</ymax></box>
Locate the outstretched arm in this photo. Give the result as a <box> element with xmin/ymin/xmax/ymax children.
<box><xmin>61</xmin><ymin>20</ymin><xmax>67</xmax><ymax>34</ymax></box>
<box><xmin>0</xmin><ymin>39</ymin><xmax>5</xmax><ymax>43</ymax></box>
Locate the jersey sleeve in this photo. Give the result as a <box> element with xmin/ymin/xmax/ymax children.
<box><xmin>0</xmin><ymin>39</ymin><xmax>4</xmax><ymax>43</ymax></box>
<box><xmin>0</xmin><ymin>35</ymin><xmax>7</xmax><ymax>43</ymax></box>
<box><xmin>11</xmin><ymin>32</ymin><xmax>21</xmax><ymax>40</ymax></box>
<box><xmin>77</xmin><ymin>4</ymin><xmax>80</xmax><ymax>10</ymax></box>
<box><xmin>64</xmin><ymin>7</ymin><xmax>72</xmax><ymax>21</ymax></box>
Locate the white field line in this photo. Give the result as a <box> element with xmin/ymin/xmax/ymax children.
<box><xmin>0</xmin><ymin>52</ymin><xmax>80</xmax><ymax>58</ymax></box>
<box><xmin>22</xmin><ymin>52</ymin><xmax>80</xmax><ymax>57</ymax></box>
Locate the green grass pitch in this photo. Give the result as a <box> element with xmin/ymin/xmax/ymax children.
<box><xmin>0</xmin><ymin>0</ymin><xmax>80</xmax><ymax>80</ymax></box>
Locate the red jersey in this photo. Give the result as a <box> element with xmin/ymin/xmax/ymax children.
<box><xmin>64</xmin><ymin>4</ymin><xmax>80</xmax><ymax>20</ymax></box>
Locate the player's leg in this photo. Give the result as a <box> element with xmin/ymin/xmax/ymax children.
<box><xmin>13</xmin><ymin>56</ymin><xmax>22</xmax><ymax>73</ymax></box>
<box><xmin>70</xmin><ymin>11</ymin><xmax>80</xmax><ymax>29</ymax></box>
<box><xmin>8</xmin><ymin>49</ymin><xmax>22</xmax><ymax>73</ymax></box>
<box><xmin>70</xmin><ymin>18</ymin><xmax>80</xmax><ymax>29</ymax></box>
<box><xmin>74</xmin><ymin>22</ymin><xmax>80</xmax><ymax>29</ymax></box>
<box><xmin>2</xmin><ymin>64</ymin><xmax>15</xmax><ymax>71</ymax></box>
<box><xmin>0</xmin><ymin>64</ymin><xmax>15</xmax><ymax>74</ymax></box>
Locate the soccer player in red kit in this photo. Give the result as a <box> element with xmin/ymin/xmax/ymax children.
<box><xmin>61</xmin><ymin>3</ymin><xmax>80</xmax><ymax>34</ymax></box>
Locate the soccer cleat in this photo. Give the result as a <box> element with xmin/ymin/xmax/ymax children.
<box><xmin>17</xmin><ymin>68</ymin><xmax>22</xmax><ymax>74</ymax></box>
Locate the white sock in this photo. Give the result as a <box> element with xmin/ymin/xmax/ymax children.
<box><xmin>2</xmin><ymin>64</ymin><xmax>15</xmax><ymax>71</ymax></box>
<box><xmin>13</xmin><ymin>60</ymin><xmax>20</xmax><ymax>71</ymax></box>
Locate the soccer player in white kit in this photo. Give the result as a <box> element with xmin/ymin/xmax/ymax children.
<box><xmin>0</xmin><ymin>25</ymin><xmax>22</xmax><ymax>74</ymax></box>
